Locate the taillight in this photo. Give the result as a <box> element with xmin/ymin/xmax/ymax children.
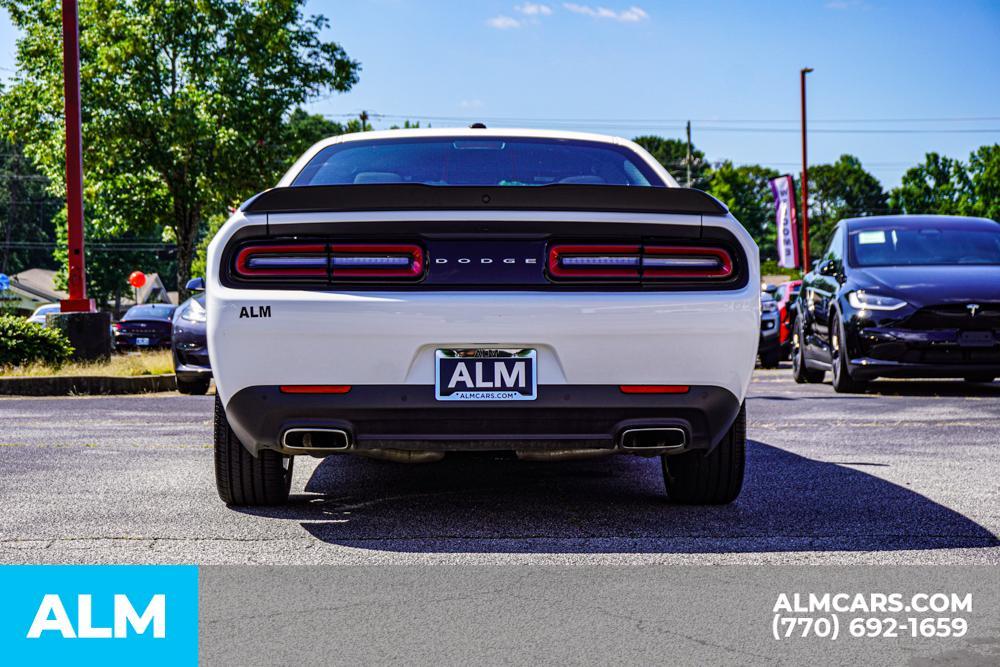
<box><xmin>234</xmin><ymin>243</ymin><xmax>424</xmax><ymax>281</ymax></box>
<box><xmin>547</xmin><ymin>244</ymin><xmax>733</xmax><ymax>282</ymax></box>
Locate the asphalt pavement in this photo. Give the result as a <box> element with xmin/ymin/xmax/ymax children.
<box><xmin>1</xmin><ymin>368</ymin><xmax>998</xmax><ymax>565</ymax></box>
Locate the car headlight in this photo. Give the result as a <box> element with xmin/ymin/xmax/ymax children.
<box><xmin>180</xmin><ymin>299</ymin><xmax>207</xmax><ymax>323</ymax></box>
<box><xmin>761</xmin><ymin>300</ymin><xmax>778</xmax><ymax>313</ymax></box>
<box><xmin>847</xmin><ymin>290</ymin><xmax>907</xmax><ymax>311</ymax></box>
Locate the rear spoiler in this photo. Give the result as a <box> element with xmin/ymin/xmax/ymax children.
<box><xmin>241</xmin><ymin>184</ymin><xmax>729</xmax><ymax>216</ymax></box>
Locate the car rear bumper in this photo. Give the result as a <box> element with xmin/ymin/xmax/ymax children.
<box><xmin>224</xmin><ymin>384</ymin><xmax>742</xmax><ymax>457</ymax></box>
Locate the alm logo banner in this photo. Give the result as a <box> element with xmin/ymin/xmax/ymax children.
<box><xmin>0</xmin><ymin>565</ymin><xmax>197</xmax><ymax>665</ymax></box>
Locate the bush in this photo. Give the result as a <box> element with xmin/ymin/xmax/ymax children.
<box><xmin>0</xmin><ymin>315</ymin><xmax>75</xmax><ymax>368</ymax></box>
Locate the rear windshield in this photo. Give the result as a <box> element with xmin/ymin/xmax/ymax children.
<box><xmin>849</xmin><ymin>226</ymin><xmax>1000</xmax><ymax>267</ymax></box>
<box><xmin>123</xmin><ymin>305</ymin><xmax>176</xmax><ymax>320</ymax></box>
<box><xmin>292</xmin><ymin>137</ymin><xmax>664</xmax><ymax>187</ymax></box>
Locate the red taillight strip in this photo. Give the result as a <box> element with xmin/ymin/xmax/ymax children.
<box><xmin>279</xmin><ymin>385</ymin><xmax>352</xmax><ymax>394</ymax></box>
<box><xmin>620</xmin><ymin>385</ymin><xmax>690</xmax><ymax>394</ymax></box>
<box><xmin>643</xmin><ymin>246</ymin><xmax>733</xmax><ymax>279</ymax></box>
<box><xmin>548</xmin><ymin>244</ymin><xmax>641</xmax><ymax>279</ymax></box>
<box><xmin>547</xmin><ymin>244</ymin><xmax>734</xmax><ymax>282</ymax></box>
<box><xmin>236</xmin><ymin>244</ymin><xmax>327</xmax><ymax>278</ymax></box>
<box><xmin>330</xmin><ymin>244</ymin><xmax>423</xmax><ymax>278</ymax></box>
<box><xmin>233</xmin><ymin>243</ymin><xmax>424</xmax><ymax>280</ymax></box>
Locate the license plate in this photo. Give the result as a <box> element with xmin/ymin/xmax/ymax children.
<box><xmin>959</xmin><ymin>331</ymin><xmax>995</xmax><ymax>348</ymax></box>
<box><xmin>435</xmin><ymin>349</ymin><xmax>537</xmax><ymax>401</ymax></box>
<box><xmin>136</xmin><ymin>337</ymin><xmax>150</xmax><ymax>346</ymax></box>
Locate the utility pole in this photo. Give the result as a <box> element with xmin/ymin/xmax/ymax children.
<box><xmin>52</xmin><ymin>0</ymin><xmax>109</xmax><ymax>360</ymax></box>
<box><xmin>800</xmin><ymin>68</ymin><xmax>814</xmax><ymax>272</ymax></box>
<box><xmin>685</xmin><ymin>120</ymin><xmax>692</xmax><ymax>188</ymax></box>
<box><xmin>359</xmin><ymin>110</ymin><xmax>369</xmax><ymax>132</ymax></box>
<box><xmin>60</xmin><ymin>0</ymin><xmax>92</xmax><ymax>312</ymax></box>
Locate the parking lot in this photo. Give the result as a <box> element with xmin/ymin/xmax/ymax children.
<box><xmin>0</xmin><ymin>367</ymin><xmax>997</xmax><ymax>566</ymax></box>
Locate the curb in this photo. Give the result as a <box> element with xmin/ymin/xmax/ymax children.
<box><xmin>0</xmin><ymin>374</ymin><xmax>177</xmax><ymax>396</ymax></box>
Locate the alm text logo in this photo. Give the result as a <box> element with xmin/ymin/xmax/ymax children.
<box><xmin>1</xmin><ymin>566</ymin><xmax>197</xmax><ymax>665</ymax></box>
<box><xmin>27</xmin><ymin>592</ymin><xmax>166</xmax><ymax>639</ymax></box>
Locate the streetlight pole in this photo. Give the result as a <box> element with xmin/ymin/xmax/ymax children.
<box><xmin>799</xmin><ymin>67</ymin><xmax>813</xmax><ymax>272</ymax></box>
<box><xmin>60</xmin><ymin>0</ymin><xmax>92</xmax><ymax>312</ymax></box>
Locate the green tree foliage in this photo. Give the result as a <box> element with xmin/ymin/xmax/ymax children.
<box><xmin>0</xmin><ymin>0</ymin><xmax>359</xmax><ymax>301</ymax></box>
<box><xmin>0</xmin><ymin>314</ymin><xmax>74</xmax><ymax>367</ymax></box>
<box><xmin>890</xmin><ymin>145</ymin><xmax>998</xmax><ymax>222</ymax></box>
<box><xmin>888</xmin><ymin>152</ymin><xmax>968</xmax><ymax>216</ymax></box>
<box><xmin>704</xmin><ymin>161</ymin><xmax>780</xmax><ymax>259</ymax></box>
<box><xmin>0</xmin><ymin>141</ymin><xmax>61</xmax><ymax>275</ymax></box>
<box><xmin>805</xmin><ymin>155</ymin><xmax>887</xmax><ymax>254</ymax></box>
<box><xmin>188</xmin><ymin>108</ymin><xmax>360</xmax><ymax>281</ymax></box>
<box><xmin>632</xmin><ymin>135</ymin><xmax>709</xmax><ymax>187</ymax></box>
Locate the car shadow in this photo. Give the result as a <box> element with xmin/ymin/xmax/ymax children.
<box><xmin>235</xmin><ymin>441</ymin><xmax>998</xmax><ymax>554</ymax></box>
<box><xmin>859</xmin><ymin>379</ymin><xmax>1000</xmax><ymax>398</ymax></box>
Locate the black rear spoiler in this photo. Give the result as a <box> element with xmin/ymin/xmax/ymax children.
<box><xmin>241</xmin><ymin>184</ymin><xmax>729</xmax><ymax>216</ymax></box>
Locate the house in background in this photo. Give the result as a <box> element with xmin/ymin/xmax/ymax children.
<box><xmin>3</xmin><ymin>268</ymin><xmax>68</xmax><ymax>315</ymax></box>
<box><xmin>1</xmin><ymin>268</ymin><xmax>175</xmax><ymax>317</ymax></box>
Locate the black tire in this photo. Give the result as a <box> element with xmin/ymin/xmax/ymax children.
<box><xmin>792</xmin><ymin>319</ymin><xmax>825</xmax><ymax>384</ymax></box>
<box><xmin>661</xmin><ymin>403</ymin><xmax>746</xmax><ymax>504</ymax></box>
<box><xmin>176</xmin><ymin>375</ymin><xmax>211</xmax><ymax>395</ymax></box>
<box><xmin>831</xmin><ymin>316</ymin><xmax>866</xmax><ymax>393</ymax></box>
<box><xmin>760</xmin><ymin>349</ymin><xmax>781</xmax><ymax>369</ymax></box>
<box><xmin>214</xmin><ymin>396</ymin><xmax>293</xmax><ymax>506</ymax></box>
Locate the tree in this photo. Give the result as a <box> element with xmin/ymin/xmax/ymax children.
<box><xmin>704</xmin><ymin>161</ymin><xmax>780</xmax><ymax>259</ymax></box>
<box><xmin>0</xmin><ymin>0</ymin><xmax>360</xmax><ymax>302</ymax></box>
<box><xmin>632</xmin><ymin>135</ymin><xmax>709</xmax><ymax>188</ymax></box>
<box><xmin>806</xmin><ymin>155</ymin><xmax>887</xmax><ymax>253</ymax></box>
<box><xmin>0</xmin><ymin>140</ymin><xmax>61</xmax><ymax>275</ymax></box>
<box><xmin>888</xmin><ymin>152</ymin><xmax>968</xmax><ymax>217</ymax></box>
<box><xmin>963</xmin><ymin>144</ymin><xmax>1000</xmax><ymax>221</ymax></box>
<box><xmin>189</xmin><ymin>108</ymin><xmax>358</xmax><ymax>281</ymax></box>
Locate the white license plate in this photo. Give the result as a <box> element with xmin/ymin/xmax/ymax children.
<box><xmin>135</xmin><ymin>337</ymin><xmax>150</xmax><ymax>346</ymax></box>
<box><xmin>435</xmin><ymin>349</ymin><xmax>537</xmax><ymax>401</ymax></box>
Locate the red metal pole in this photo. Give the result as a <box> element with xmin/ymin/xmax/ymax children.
<box><xmin>799</xmin><ymin>67</ymin><xmax>813</xmax><ymax>273</ymax></box>
<box><xmin>60</xmin><ymin>0</ymin><xmax>93</xmax><ymax>312</ymax></box>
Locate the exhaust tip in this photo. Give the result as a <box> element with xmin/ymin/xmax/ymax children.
<box><xmin>282</xmin><ymin>428</ymin><xmax>351</xmax><ymax>452</ymax></box>
<box><xmin>620</xmin><ymin>427</ymin><xmax>687</xmax><ymax>451</ymax></box>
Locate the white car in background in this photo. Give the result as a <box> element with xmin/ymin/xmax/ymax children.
<box><xmin>207</xmin><ymin>128</ymin><xmax>760</xmax><ymax>506</ymax></box>
<box><xmin>27</xmin><ymin>303</ymin><xmax>60</xmax><ymax>326</ymax></box>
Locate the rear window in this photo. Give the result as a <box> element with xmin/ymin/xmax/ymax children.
<box><xmin>292</xmin><ymin>137</ymin><xmax>663</xmax><ymax>187</ymax></box>
<box><xmin>849</xmin><ymin>226</ymin><xmax>1000</xmax><ymax>267</ymax></box>
<box><xmin>123</xmin><ymin>305</ymin><xmax>176</xmax><ymax>320</ymax></box>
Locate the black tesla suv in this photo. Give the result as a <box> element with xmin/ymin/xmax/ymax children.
<box><xmin>792</xmin><ymin>215</ymin><xmax>1000</xmax><ymax>392</ymax></box>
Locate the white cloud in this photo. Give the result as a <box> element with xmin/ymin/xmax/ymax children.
<box><xmin>515</xmin><ymin>3</ymin><xmax>553</xmax><ymax>15</ymax></box>
<box><xmin>460</xmin><ymin>99</ymin><xmax>484</xmax><ymax>110</ymax></box>
<box><xmin>562</xmin><ymin>3</ymin><xmax>648</xmax><ymax>22</ymax></box>
<box><xmin>487</xmin><ymin>15</ymin><xmax>521</xmax><ymax>29</ymax></box>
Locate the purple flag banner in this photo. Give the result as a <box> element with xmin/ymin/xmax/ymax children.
<box><xmin>769</xmin><ymin>175</ymin><xmax>800</xmax><ymax>269</ymax></box>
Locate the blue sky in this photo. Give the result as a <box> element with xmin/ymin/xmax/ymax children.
<box><xmin>2</xmin><ymin>0</ymin><xmax>999</xmax><ymax>186</ymax></box>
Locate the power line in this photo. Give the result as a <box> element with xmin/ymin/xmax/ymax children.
<box><xmin>324</xmin><ymin>111</ymin><xmax>1000</xmax><ymax>126</ymax></box>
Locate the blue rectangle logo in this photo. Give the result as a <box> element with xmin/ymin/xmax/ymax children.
<box><xmin>0</xmin><ymin>565</ymin><xmax>198</xmax><ymax>665</ymax></box>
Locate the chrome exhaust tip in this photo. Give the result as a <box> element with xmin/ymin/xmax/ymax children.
<box><xmin>619</xmin><ymin>427</ymin><xmax>687</xmax><ymax>452</ymax></box>
<box><xmin>281</xmin><ymin>428</ymin><xmax>351</xmax><ymax>453</ymax></box>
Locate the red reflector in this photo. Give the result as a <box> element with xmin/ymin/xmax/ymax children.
<box><xmin>548</xmin><ymin>244</ymin><xmax>641</xmax><ymax>279</ymax></box>
<box><xmin>279</xmin><ymin>385</ymin><xmax>352</xmax><ymax>394</ymax></box>
<box><xmin>619</xmin><ymin>385</ymin><xmax>690</xmax><ymax>394</ymax></box>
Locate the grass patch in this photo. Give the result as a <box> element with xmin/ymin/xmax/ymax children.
<box><xmin>0</xmin><ymin>349</ymin><xmax>174</xmax><ymax>378</ymax></box>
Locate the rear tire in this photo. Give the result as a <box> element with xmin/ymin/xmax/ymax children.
<box><xmin>661</xmin><ymin>403</ymin><xmax>746</xmax><ymax>504</ymax></box>
<box><xmin>214</xmin><ymin>396</ymin><xmax>293</xmax><ymax>506</ymax></box>
<box><xmin>831</xmin><ymin>316</ymin><xmax>866</xmax><ymax>394</ymax></box>
<box><xmin>176</xmin><ymin>375</ymin><xmax>211</xmax><ymax>395</ymax></box>
<box><xmin>792</xmin><ymin>320</ymin><xmax>825</xmax><ymax>384</ymax></box>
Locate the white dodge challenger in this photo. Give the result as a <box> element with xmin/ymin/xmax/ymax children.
<box><xmin>207</xmin><ymin>128</ymin><xmax>759</xmax><ymax>506</ymax></box>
